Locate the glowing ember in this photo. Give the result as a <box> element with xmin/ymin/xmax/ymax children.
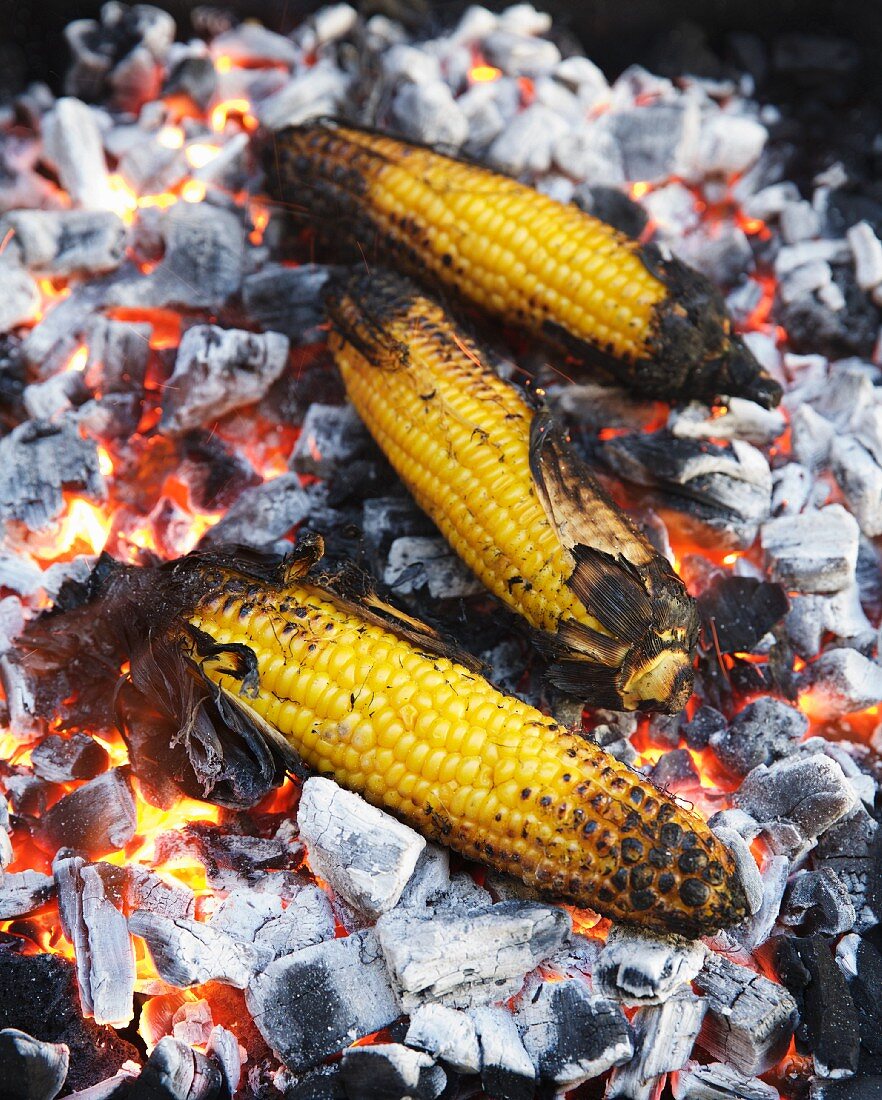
<box><xmin>470</xmin><ymin>64</ymin><xmax>502</xmax><ymax>83</ymax></box>
<box><xmin>30</xmin><ymin>496</ymin><xmax>112</xmax><ymax>562</ymax></box>
<box><xmin>209</xmin><ymin>98</ymin><xmax>257</xmax><ymax>133</ymax></box>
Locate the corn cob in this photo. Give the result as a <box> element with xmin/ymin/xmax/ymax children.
<box><xmin>164</xmin><ymin>537</ymin><xmax>746</xmax><ymax>937</ymax></box>
<box><xmin>326</xmin><ymin>268</ymin><xmax>698</xmax><ymax>713</ymax></box>
<box><xmin>268</xmin><ymin>123</ymin><xmax>781</xmax><ymax>408</ymax></box>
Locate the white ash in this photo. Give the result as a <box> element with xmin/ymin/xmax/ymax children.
<box><xmin>297</xmin><ymin>777</ymin><xmax>426</xmax><ymax>919</ymax></box>
<box><xmin>605</xmin><ymin>103</ymin><xmax>699</xmax><ymax>184</ymax></box>
<box><xmin>673</xmin><ymin>1061</ymin><xmax>780</xmax><ymax>1100</ymax></box>
<box><xmin>128</xmin><ymin>911</ymin><xmax>260</xmax><ymax>989</ymax></box>
<box><xmin>786</xmin><ymin>584</ymin><xmax>873</xmax><ymax>657</ymax></box>
<box><xmin>257</xmin><ymin>61</ymin><xmax>351</xmax><ymax>131</ymax></box>
<box><xmin>41</xmin><ymin>98</ymin><xmax>114</xmax><ymax>212</ymax></box>
<box><xmin>779</xmin><ymin>258</ymin><xmax>833</xmax><ymax>305</ymax></box>
<box><xmin>482</xmin><ymin>29</ymin><xmax>560</xmax><ymax>76</ymax></box>
<box><xmin>1</xmin><ymin>210</ymin><xmax>126</xmax><ymax>278</ymax></box>
<box><xmin>733</xmin><ymin>854</ymin><xmax>790</xmax><ymax>951</ymax></box>
<box><xmin>771</xmin><ymin>463</ymin><xmax>813</xmax><ymax>516</ymax></box>
<box><xmin>406</xmin><ymin>1004</ymin><xmax>481</xmax><ymax>1074</ymax></box>
<box><xmin>488</xmin><ymin>103</ymin><xmax>570</xmax><ymax>176</ymax></box>
<box><xmin>760</xmin><ymin>504</ymin><xmax>859</xmax><ymax>593</ymax></box>
<box><xmin>668</xmin><ymin>398</ymin><xmax>786</xmax><ymax>447</ymax></box>
<box><xmin>376</xmin><ymin>900</ymin><xmax>570</xmax><ymax>1012</ymax></box>
<box><xmin>516</xmin><ymin>979</ymin><xmax>633</xmax><ymax>1089</ymax></box>
<box><xmin>384</xmin><ymin>535</ymin><xmax>484</xmax><ymax>600</ymax></box>
<box><xmin>23</xmin><ymin>371</ymin><xmax>89</xmax><ymax>422</ymax></box>
<box><xmin>246</xmin><ymin>928</ymin><xmax>400</xmax><ymax>1072</ymax></box>
<box><xmin>341</xmin><ymin>1044</ymin><xmax>446</xmax><ymax>1100</ymax></box>
<box><xmin>126</xmin><ymin>867</ymin><xmax>194</xmax><ymax>922</ymax></box>
<box><xmin>468</xmin><ymin>1004</ymin><xmax>535</xmax><ymax>1099</ymax></box>
<box><xmin>774</xmin><ymin>239</ymin><xmax>851</xmax><ymax>277</ymax></box>
<box><xmin>606</xmin><ymin>990</ymin><xmax>707</xmax><ymax>1100</ymax></box>
<box><xmin>799</xmin><ymin>648</ymin><xmax>882</xmax><ymax>720</ymax></box>
<box><xmin>159</xmin><ymin>324</ymin><xmax>289</xmax><ymax>436</ymax></box>
<box><xmin>694</xmin><ymin>953</ymin><xmax>798</xmax><ymax>1076</ymax></box>
<box><xmin>0</xmin><ymin>256</ymin><xmax>39</xmax><ymax>334</ymax></box>
<box><xmin>847</xmin><ymin>221</ymin><xmax>882</xmax><ymax>291</ymax></box>
<box><xmin>791</xmin><ymin>404</ymin><xmax>835</xmax><ymax>469</ymax></box>
<box><xmin>205</xmin><ymin>1024</ymin><xmax>241</xmax><ymax>1099</ymax></box>
<box><xmin>130</xmin><ymin>1035</ymin><xmax>221</xmax><ymax>1100</ymax></box>
<box><xmin>392</xmin><ymin>82</ymin><xmax>469</xmax><ymax>150</ymax></box>
<box><xmin>0</xmin><ymin>1029</ymin><xmax>70</xmax><ymax>1100</ymax></box>
<box><xmin>211</xmin><ymin>23</ymin><xmax>300</xmax><ymax>68</ymax></box>
<box><xmin>642</xmin><ymin>182</ymin><xmax>702</xmax><ymax>238</ymax></box>
<box><xmin>0</xmin><ymin>868</ymin><xmax>55</xmax><ymax>919</ymax></box>
<box><xmin>672</xmin><ymin>226</ymin><xmax>754</xmax><ymax>286</ymax></box>
<box><xmin>780</xmin><ymin>200</ymin><xmax>822</xmax><ymax>245</ymax></box>
<box><xmin>830</xmin><ymin>434</ymin><xmax>882</xmax><ymax>537</ymax></box>
<box><xmin>595</xmin><ymin>927</ymin><xmax>706</xmax><ymax>1005</ymax></box>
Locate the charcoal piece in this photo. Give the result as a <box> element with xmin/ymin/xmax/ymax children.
<box><xmin>340</xmin><ymin>1044</ymin><xmax>446</xmax><ymax>1100</ymax></box>
<box><xmin>39</xmin><ymin>770</ymin><xmax>136</xmax><ymax>858</ymax></box>
<box><xmin>204</xmin><ymin>474</ymin><xmax>310</xmax><ymax>550</ymax></box>
<box><xmin>673</xmin><ymin>1061</ymin><xmax>779</xmax><ymax>1100</ymax></box>
<box><xmin>735</xmin><ymin>853</ymin><xmax>790</xmax><ymax>951</ymax></box>
<box><xmin>694</xmin><ymin>952</ymin><xmax>798</xmax><ymax>1075</ymax></box>
<box><xmin>780</xmin><ymin>868</ymin><xmax>856</xmax><ymax>936</ymax></box>
<box><xmin>128</xmin><ymin>1036</ymin><xmax>221</xmax><ymax>1100</ymax></box>
<box><xmin>83</xmin><ymin>318</ymin><xmax>150</xmax><ymax>396</ymax></box>
<box><xmin>0</xmin><ymin>1028</ymin><xmax>69</xmax><ymax>1100</ymax></box>
<box><xmin>297</xmin><ymin>778</ymin><xmax>426</xmax><ymax>918</ymax></box>
<box><xmin>734</xmin><ymin>754</ymin><xmax>857</xmax><ymax>846</ymax></box>
<box><xmin>0</xmin><ymin>954</ymin><xmax>139</xmax><ymax>1093</ymax></box>
<box><xmin>683</xmin><ymin>706</ymin><xmax>726</xmax><ymax>750</ymax></box>
<box><xmin>210</xmin><ymin>885</ymin><xmax>335</xmax><ymax>965</ymax></box>
<box><xmin>24</xmin><ymin>371</ymin><xmax>90</xmax><ymax>422</ymax></box>
<box><xmin>30</xmin><ymin>733</ymin><xmax>109</xmax><ymax>783</ymax></box>
<box><xmin>405</xmin><ymin>1004</ymin><xmax>481</xmax><ymax>1074</ymax></box>
<box><xmin>786</xmin><ymin>585</ymin><xmax>873</xmax><ymax>658</ymax></box>
<box><xmin>697</xmin><ymin>575</ymin><xmax>788</xmax><ymax>655</ymax></box>
<box><xmin>516</xmin><ymin>978</ymin><xmax>632</xmax><ymax>1089</ymax></box>
<box><xmin>129</xmin><ymin>911</ymin><xmax>259</xmax><ymax>989</ymax></box>
<box><xmin>761</xmin><ymin>504</ymin><xmax>860</xmax><ymax>594</ymax></box>
<box><xmin>776</xmin><ymin>935</ymin><xmax>860</xmax><ymax>1077</ymax></box>
<box><xmin>810</xmin><ymin>1079</ymin><xmax>882</xmax><ymax>1100</ymax></box>
<box><xmin>800</xmin><ymin>649</ymin><xmax>882</xmax><ymax>720</ymax></box>
<box><xmin>600</xmin><ymin>431</ymin><xmax>771</xmax><ymax>549</ymax></box>
<box><xmin>242</xmin><ymin>264</ymin><xmax>336</xmax><ymax>347</ymax></box>
<box><xmin>376</xmin><ymin>901</ymin><xmax>571</xmax><ymax>1012</ymax></box>
<box><xmin>107</xmin><ymin>203</ymin><xmax>244</xmax><ymax>312</ymax></box>
<box><xmin>41</xmin><ymin>98</ymin><xmax>113</xmax><ymax>211</ymax></box>
<box><xmin>257</xmin><ymin>61</ymin><xmax>351</xmax><ymax>130</ymax></box>
<box><xmin>290</xmin><ymin>403</ymin><xmax>373</xmax><ymax>477</ymax></box>
<box><xmin>177</xmin><ymin>434</ymin><xmax>259</xmax><ymax>513</ymax></box>
<box><xmin>205</xmin><ymin>1024</ymin><xmax>240</xmax><ymax>1098</ymax></box>
<box><xmin>648</xmin><ymin>748</ymin><xmax>698</xmax><ymax>790</ymax></box>
<box><xmin>709</xmin><ymin>697</ymin><xmax>806</xmax><ymax>777</ymax></box>
<box><xmin>836</xmin><ymin>934</ymin><xmax>882</xmax><ymax>1073</ymax></box>
<box><xmin>384</xmin><ymin>536</ymin><xmax>483</xmax><ymax>600</ymax></box>
<box><xmin>284</xmin><ymin>1065</ymin><xmax>346</xmax><ymax>1100</ymax></box>
<box><xmin>245</xmin><ymin>928</ymin><xmax>400</xmax><ymax>1072</ymax></box>
<box><xmin>0</xmin><ymin>258</ymin><xmax>40</xmax><ymax>333</ymax></box>
<box><xmin>126</xmin><ymin>867</ymin><xmax>195</xmax><ymax>921</ymax></box>
<box><xmin>605</xmin><ymin>104</ymin><xmax>696</xmax><ymax>183</ymax></box>
<box><xmin>2</xmin><ymin>211</ymin><xmax>126</xmax><ymax>278</ymax></box>
<box><xmin>0</xmin><ymin>419</ymin><xmax>104</xmax><ymax>532</ymax></box>
<box><xmin>0</xmin><ymin>870</ymin><xmax>54</xmax><ymax>920</ymax></box>
<box><xmin>469</xmin><ymin>1006</ymin><xmax>535</xmax><ymax>1100</ymax></box>
<box><xmin>831</xmin><ymin>435</ymin><xmax>882</xmax><ymax>539</ymax></box>
<box><xmin>710</xmin><ymin>827</ymin><xmax>762</xmax><ymax>917</ymax></box>
<box><xmin>606</xmin><ymin>990</ymin><xmax>706</xmax><ymax>1100</ymax></box>
<box><xmin>160</xmin><ymin>325</ymin><xmax>290</xmax><ymax>437</ymax></box>
<box><xmin>575</xmin><ymin>185</ymin><xmax>647</xmax><ymax>237</ymax></box>
<box><xmin>396</xmin><ymin>845</ymin><xmax>453</xmax><ymax>911</ymax></box>
<box><xmin>22</xmin><ymin>274</ymin><xmax>120</xmax><ymax>375</ymax></box>
<box><xmin>153</xmin><ymin>823</ymin><xmax>301</xmax><ymax>891</ymax></box>
<box><xmin>362</xmin><ymin>496</ymin><xmax>436</xmax><ymax>575</ymax></box>
<box><xmin>163</xmin><ymin>55</ymin><xmax>217</xmax><ymax>108</ymax></box>
<box><xmin>595</xmin><ymin>927</ymin><xmax>706</xmax><ymax>1005</ymax></box>
<box><xmin>550</xmin><ymin>381</ymin><xmax>659</xmax><ymax>433</ymax></box>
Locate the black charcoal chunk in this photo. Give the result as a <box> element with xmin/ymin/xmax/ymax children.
<box><xmin>242</xmin><ymin>264</ymin><xmax>337</xmax><ymax>346</ymax></box>
<box><xmin>710</xmin><ymin>697</ymin><xmax>807</xmax><ymax>776</ymax></box>
<box><xmin>127</xmin><ymin>1035</ymin><xmax>221</xmax><ymax>1100</ymax></box>
<box><xmin>469</xmin><ymin>1006</ymin><xmax>534</xmax><ymax>1100</ymax></box>
<box><xmin>780</xmin><ymin>868</ymin><xmax>856</xmax><ymax>936</ymax></box>
<box><xmin>245</xmin><ymin>928</ymin><xmax>400</xmax><ymax>1071</ymax></box>
<box><xmin>516</xmin><ymin>978</ymin><xmax>633</xmax><ymax>1089</ymax></box>
<box><xmin>695</xmin><ymin>952</ymin><xmax>798</xmax><ymax>1075</ymax></box>
<box><xmin>810</xmin><ymin>1080</ymin><xmax>882</xmax><ymax>1100</ymax></box>
<box><xmin>776</xmin><ymin>935</ymin><xmax>860</xmax><ymax>1078</ymax></box>
<box><xmin>0</xmin><ymin>1028</ymin><xmax>69</xmax><ymax>1100</ymax></box>
<box><xmin>575</xmin><ymin>185</ymin><xmax>648</xmax><ymax>237</ymax></box>
<box><xmin>39</xmin><ymin>770</ymin><xmax>136</xmax><ymax>858</ymax></box>
<box><xmin>340</xmin><ymin>1044</ymin><xmax>446</xmax><ymax>1100</ymax></box>
<box><xmin>290</xmin><ymin>403</ymin><xmax>372</xmax><ymax>477</ymax></box>
<box><xmin>0</xmin><ymin>419</ymin><xmax>104</xmax><ymax>532</ymax></box>
<box><xmin>836</xmin><ymin>934</ymin><xmax>882</xmax><ymax>1073</ymax></box>
<box><xmin>697</xmin><ymin>576</ymin><xmax>789</xmax><ymax>654</ymax></box>
<box><xmin>649</xmin><ymin>748</ymin><xmax>699</xmax><ymax>790</ymax></box>
<box><xmin>30</xmin><ymin>734</ymin><xmax>109</xmax><ymax>783</ymax></box>
<box><xmin>204</xmin><ymin>474</ymin><xmax>310</xmax><ymax>549</ymax></box>
<box><xmin>683</xmin><ymin>706</ymin><xmax>726</xmax><ymax>750</ymax></box>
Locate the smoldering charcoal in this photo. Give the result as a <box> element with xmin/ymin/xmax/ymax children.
<box><xmin>0</xmin><ymin>1</ymin><xmax>880</xmax><ymax>1098</ymax></box>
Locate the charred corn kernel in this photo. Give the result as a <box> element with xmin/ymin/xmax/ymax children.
<box><xmin>270</xmin><ymin>124</ymin><xmax>781</xmax><ymax>408</ymax></box>
<box><xmin>172</xmin><ymin>542</ymin><xmax>747</xmax><ymax>936</ymax></box>
<box><xmin>327</xmin><ymin>269</ymin><xmax>698</xmax><ymax>713</ymax></box>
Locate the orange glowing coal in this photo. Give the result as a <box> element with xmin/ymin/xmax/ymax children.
<box><xmin>469</xmin><ymin>63</ymin><xmax>502</xmax><ymax>83</ymax></box>
<box><xmin>210</xmin><ymin>98</ymin><xmax>258</xmax><ymax>134</ymax></box>
<box><xmin>29</xmin><ymin>496</ymin><xmax>112</xmax><ymax>562</ymax></box>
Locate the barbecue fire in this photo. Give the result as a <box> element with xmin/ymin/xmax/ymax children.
<box><xmin>0</xmin><ymin>3</ymin><xmax>879</xmax><ymax>1100</ymax></box>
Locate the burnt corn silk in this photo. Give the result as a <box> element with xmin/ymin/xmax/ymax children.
<box><xmin>327</xmin><ymin>268</ymin><xmax>698</xmax><ymax>714</ymax></box>
<box><xmin>268</xmin><ymin>124</ymin><xmax>782</xmax><ymax>408</ymax></box>
<box><xmin>148</xmin><ymin>539</ymin><xmax>746</xmax><ymax>937</ymax></box>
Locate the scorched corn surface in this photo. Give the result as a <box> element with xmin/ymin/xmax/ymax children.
<box><xmin>327</xmin><ymin>268</ymin><xmax>699</xmax><ymax>714</ymax></box>
<box><xmin>268</xmin><ymin>123</ymin><xmax>781</xmax><ymax>408</ymax></box>
<box><xmin>176</xmin><ymin>542</ymin><xmax>747</xmax><ymax>937</ymax></box>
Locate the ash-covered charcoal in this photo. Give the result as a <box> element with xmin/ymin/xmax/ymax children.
<box><xmin>153</xmin><ymin>823</ymin><xmax>302</xmax><ymax>891</ymax></box>
<box><xmin>257</xmin><ymin>61</ymin><xmax>351</xmax><ymax>130</ymax></box>
<box><xmin>761</xmin><ymin>504</ymin><xmax>860</xmax><ymax>593</ymax></box>
<box><xmin>205</xmin><ymin>1023</ymin><xmax>241</xmax><ymax>1098</ymax></box>
<box><xmin>0</xmin><ymin>419</ymin><xmax>104</xmax><ymax>533</ymax></box>
<box><xmin>695</xmin><ymin>953</ymin><xmax>798</xmax><ymax>1076</ymax></box>
<box><xmin>384</xmin><ymin>536</ymin><xmax>484</xmax><ymax>600</ymax></box>
<box><xmin>30</xmin><ymin>733</ymin><xmax>109</xmax><ymax>783</ymax></box>
<box><xmin>64</xmin><ymin>3</ymin><xmax>175</xmax><ymax>103</ymax></box>
<box><xmin>799</xmin><ymin>649</ymin><xmax>882</xmax><ymax>720</ymax></box>
<box><xmin>786</xmin><ymin>585</ymin><xmax>874</xmax><ymax>658</ymax></box>
<box><xmin>129</xmin><ymin>911</ymin><xmax>260</xmax><ymax>989</ymax></box>
<box><xmin>203</xmin><ymin>473</ymin><xmax>309</xmax><ymax>550</ymax></box>
<box><xmin>648</xmin><ymin>748</ymin><xmax>699</xmax><ymax>791</ymax></box>
<box><xmin>54</xmin><ymin>857</ymin><xmax>135</xmax><ymax>1028</ymax></box>
<box><xmin>606</xmin><ymin>990</ymin><xmax>707</xmax><ymax>1100</ymax></box>
<box><xmin>709</xmin><ymin>827</ymin><xmax>763</xmax><ymax>920</ymax></box>
<box><xmin>0</xmin><ymin>257</ymin><xmax>39</xmax><ymax>337</ymax></box>
<box><xmin>340</xmin><ymin>1044</ymin><xmax>446</xmax><ymax>1100</ymax></box>
<box><xmin>516</xmin><ymin>978</ymin><xmax>633</xmax><ymax>1090</ymax></box>
<box><xmin>673</xmin><ymin>1062</ymin><xmax>780</xmax><ymax>1100</ymax></box>
<box><xmin>830</xmin><ymin>435</ymin><xmax>882</xmax><ymax>538</ymax></box>
<box><xmin>297</xmin><ymin>778</ymin><xmax>426</xmax><ymax>918</ymax></box>
<box><xmin>395</xmin><ymin>845</ymin><xmax>456</xmax><ymax>911</ymax></box>
<box><xmin>669</xmin><ymin>399</ymin><xmax>786</xmax><ymax>448</ymax></box>
<box><xmin>23</xmin><ymin>371</ymin><xmax>90</xmax><ymax>423</ymax></box>
<box><xmin>38</xmin><ymin>770</ymin><xmax>136</xmax><ymax>858</ymax></box>
<box><xmin>734</xmin><ymin>754</ymin><xmax>857</xmax><ymax>853</ymax></box>
<box><xmin>814</xmin><ymin>807</ymin><xmax>882</xmax><ymax>934</ymax></box>
<box><xmin>548</xmin><ymin>381</ymin><xmax>660</xmax><ymax>433</ymax></box>
<box><xmin>600</xmin><ymin>431</ymin><xmax>772</xmax><ymax>548</ymax></box>
<box><xmin>393</xmin><ymin>82</ymin><xmax>470</xmax><ymax>151</ymax></box>
<box><xmin>405</xmin><ymin>1004</ymin><xmax>481</xmax><ymax>1074</ymax></box>
<box><xmin>242</xmin><ymin>264</ymin><xmax>337</xmax><ymax>347</ymax></box>
<box><xmin>0</xmin><ymin>1028</ymin><xmax>70</xmax><ymax>1100</ymax></box>
<box><xmin>83</xmin><ymin>317</ymin><xmax>150</xmax><ymax>397</ymax></box>
<box><xmin>160</xmin><ymin>325</ymin><xmax>290</xmax><ymax>437</ymax></box>
<box><xmin>245</xmin><ymin>928</ymin><xmax>400</xmax><ymax>1072</ymax></box>
<box><xmin>126</xmin><ymin>867</ymin><xmax>195</xmax><ymax>921</ymax></box>
<box><xmin>1</xmin><ymin>211</ymin><xmax>127</xmax><ymax>278</ymax></box>
<box><xmin>595</xmin><ymin>927</ymin><xmax>706</xmax><ymax>1005</ymax></box>
<box><xmin>0</xmin><ymin>953</ymin><xmax>139</xmax><ymax>1094</ymax></box>
<box><xmin>709</xmin><ymin>697</ymin><xmax>807</xmax><ymax>776</ymax></box>
<box><xmin>776</xmin><ymin>935</ymin><xmax>860</xmax><ymax>1078</ymax></box>
<box><xmin>0</xmin><ymin>870</ymin><xmax>55</xmax><ymax>919</ymax></box>
<box><xmin>127</xmin><ymin>1035</ymin><xmax>221</xmax><ymax>1100</ymax></box>
<box><xmin>290</xmin><ymin>403</ymin><xmax>374</xmax><ymax>478</ymax></box>
<box><xmin>211</xmin><ymin>885</ymin><xmax>335</xmax><ymax>964</ymax></box>
<box><xmin>468</xmin><ymin>1005</ymin><xmax>535</xmax><ymax>1100</ymax></box>
<box><xmin>683</xmin><ymin>706</ymin><xmax>727</xmax><ymax>751</ymax></box>
<box><xmin>376</xmin><ymin>901</ymin><xmax>571</xmax><ymax>1013</ymax></box>
<box><xmin>603</xmin><ymin>103</ymin><xmax>698</xmax><ymax>183</ymax></box>
<box><xmin>361</xmin><ymin>497</ymin><xmax>437</xmax><ymax>577</ymax></box>
<box><xmin>836</xmin><ymin>934</ymin><xmax>882</xmax><ymax>1073</ymax></box>
<box><xmin>107</xmin><ymin>202</ymin><xmax>244</xmax><ymax>312</ymax></box>
<box><xmin>573</xmin><ymin>185</ymin><xmax>647</xmax><ymax>237</ymax></box>
<box><xmin>41</xmin><ymin>98</ymin><xmax>114</xmax><ymax>212</ymax></box>
<box><xmin>780</xmin><ymin>868</ymin><xmax>856</xmax><ymax>936</ymax></box>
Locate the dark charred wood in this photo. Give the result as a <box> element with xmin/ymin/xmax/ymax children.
<box><xmin>30</xmin><ymin>733</ymin><xmax>109</xmax><ymax>784</ymax></box>
<box><xmin>38</xmin><ymin>770</ymin><xmax>136</xmax><ymax>858</ymax></box>
<box><xmin>697</xmin><ymin>575</ymin><xmax>789</xmax><ymax>655</ymax></box>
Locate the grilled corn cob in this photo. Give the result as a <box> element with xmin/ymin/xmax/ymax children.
<box><xmin>268</xmin><ymin>123</ymin><xmax>781</xmax><ymax>408</ymax></box>
<box><xmin>327</xmin><ymin>268</ymin><xmax>698</xmax><ymax>713</ymax></box>
<box><xmin>151</xmin><ymin>538</ymin><xmax>746</xmax><ymax>937</ymax></box>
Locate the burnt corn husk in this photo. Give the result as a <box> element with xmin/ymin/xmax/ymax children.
<box><xmin>266</xmin><ymin>123</ymin><xmax>781</xmax><ymax>408</ymax></box>
<box><xmin>327</xmin><ymin>267</ymin><xmax>699</xmax><ymax>713</ymax></box>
